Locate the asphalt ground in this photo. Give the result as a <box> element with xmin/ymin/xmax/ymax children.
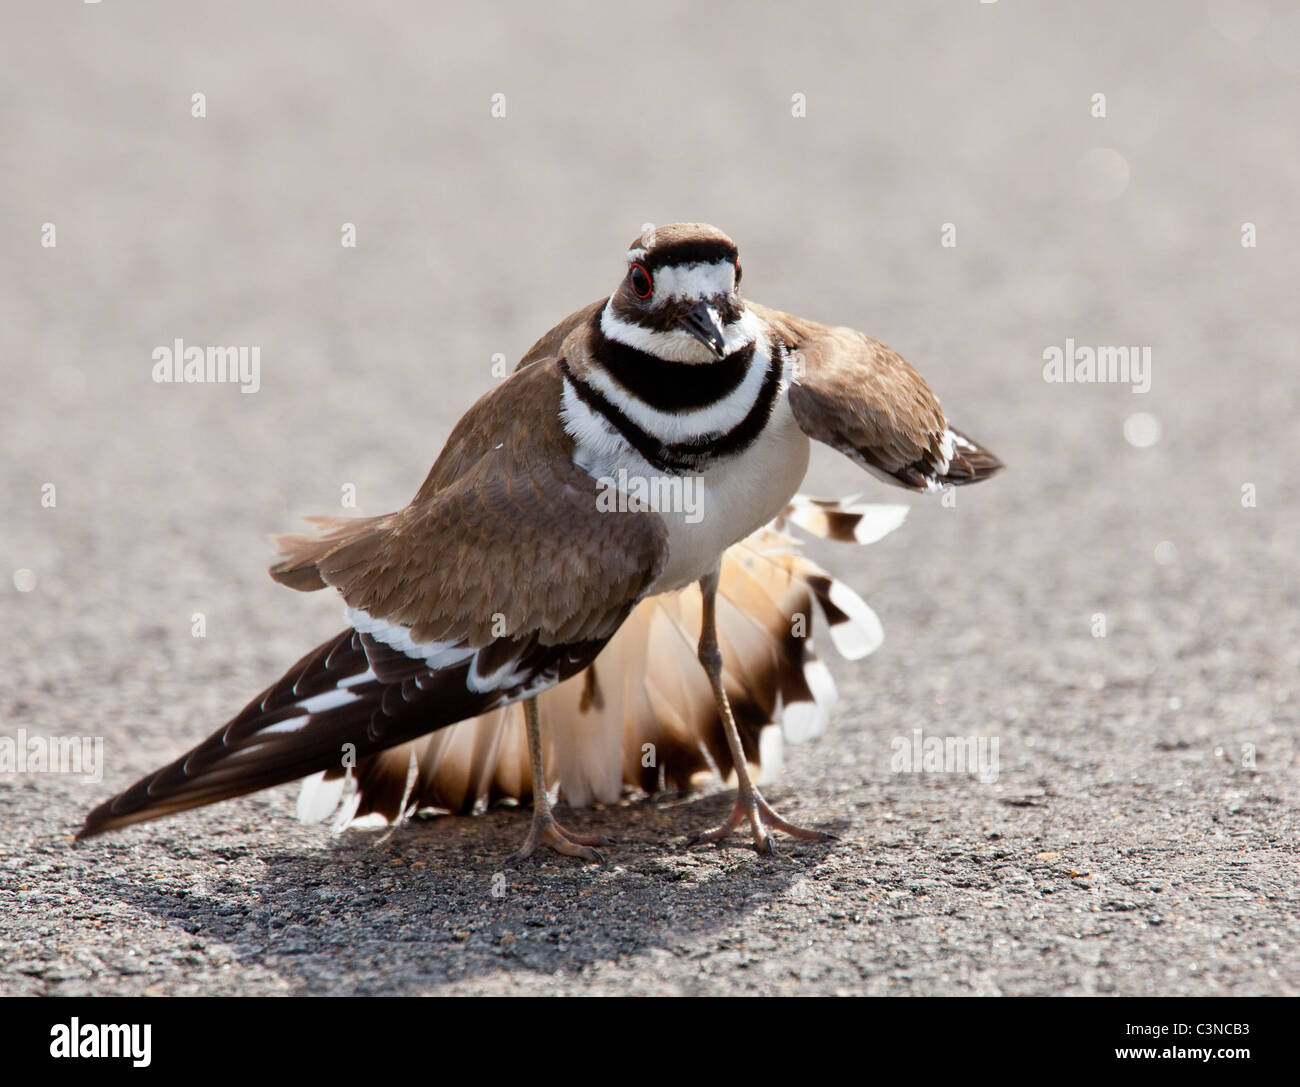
<box><xmin>1</xmin><ymin>1</ymin><xmax>1297</xmax><ymax>996</ymax></box>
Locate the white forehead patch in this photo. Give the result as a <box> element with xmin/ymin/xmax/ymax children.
<box><xmin>627</xmin><ymin>258</ymin><xmax>736</xmax><ymax>302</ymax></box>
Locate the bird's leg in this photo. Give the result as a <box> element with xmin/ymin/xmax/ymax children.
<box><xmin>690</xmin><ymin>567</ymin><xmax>835</xmax><ymax>854</ymax></box>
<box><xmin>513</xmin><ymin>695</ymin><xmax>609</xmax><ymax>864</ymax></box>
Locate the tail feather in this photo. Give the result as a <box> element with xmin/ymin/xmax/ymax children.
<box><xmin>780</xmin><ymin>495</ymin><xmax>909</xmax><ymax>544</ymax></box>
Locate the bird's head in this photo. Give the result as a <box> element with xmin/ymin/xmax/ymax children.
<box><xmin>605</xmin><ymin>223</ymin><xmax>748</xmax><ymax>363</ymax></box>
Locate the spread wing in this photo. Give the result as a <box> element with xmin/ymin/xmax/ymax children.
<box><xmin>78</xmin><ymin>359</ymin><xmax>668</xmax><ymax>839</ymax></box>
<box><xmin>752</xmin><ymin>302</ymin><xmax>1003</xmax><ymax>491</ymax></box>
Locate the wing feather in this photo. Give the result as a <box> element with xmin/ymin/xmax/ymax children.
<box><xmin>750</xmin><ymin>302</ymin><xmax>1003</xmax><ymax>490</ymax></box>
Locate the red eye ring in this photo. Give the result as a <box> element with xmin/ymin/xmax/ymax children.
<box><xmin>629</xmin><ymin>262</ymin><xmax>653</xmax><ymax>299</ymax></box>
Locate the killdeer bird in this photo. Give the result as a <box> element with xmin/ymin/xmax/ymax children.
<box><xmin>78</xmin><ymin>223</ymin><xmax>1001</xmax><ymax>859</ymax></box>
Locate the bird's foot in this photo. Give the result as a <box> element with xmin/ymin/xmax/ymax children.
<box><xmin>690</xmin><ymin>784</ymin><xmax>835</xmax><ymax>854</ymax></box>
<box><xmin>514</xmin><ymin>810</ymin><xmax>610</xmax><ymax>865</ymax></box>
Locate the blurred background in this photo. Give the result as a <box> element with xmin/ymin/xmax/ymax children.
<box><xmin>1</xmin><ymin>1</ymin><xmax>1297</xmax><ymax>995</ymax></box>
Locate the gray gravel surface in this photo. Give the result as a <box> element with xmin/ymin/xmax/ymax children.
<box><xmin>2</xmin><ymin>1</ymin><xmax>1298</xmax><ymax>996</ymax></box>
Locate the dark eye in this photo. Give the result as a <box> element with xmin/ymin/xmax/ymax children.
<box><xmin>629</xmin><ymin>263</ymin><xmax>653</xmax><ymax>299</ymax></box>
<box><xmin>734</xmin><ymin>263</ymin><xmax>742</xmax><ymax>286</ymax></box>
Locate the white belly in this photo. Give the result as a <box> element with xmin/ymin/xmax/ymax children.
<box><xmin>648</xmin><ymin>394</ymin><xmax>809</xmax><ymax>593</ymax></box>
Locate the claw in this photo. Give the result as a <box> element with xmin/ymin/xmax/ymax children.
<box><xmin>514</xmin><ymin>813</ymin><xmax>608</xmax><ymax>865</ymax></box>
<box><xmin>690</xmin><ymin>786</ymin><xmax>833</xmax><ymax>853</ymax></box>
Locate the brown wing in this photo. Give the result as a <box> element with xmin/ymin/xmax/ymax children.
<box><xmin>751</xmin><ymin>302</ymin><xmax>1002</xmax><ymax>491</ymax></box>
<box><xmin>269</xmin><ymin>358</ymin><xmax>668</xmax><ymax>647</ymax></box>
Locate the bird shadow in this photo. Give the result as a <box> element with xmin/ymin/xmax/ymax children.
<box><xmin>79</xmin><ymin>788</ymin><xmax>848</xmax><ymax>994</ymax></box>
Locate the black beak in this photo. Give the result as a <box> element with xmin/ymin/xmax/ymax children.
<box><xmin>677</xmin><ymin>301</ymin><xmax>728</xmax><ymax>360</ymax></box>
